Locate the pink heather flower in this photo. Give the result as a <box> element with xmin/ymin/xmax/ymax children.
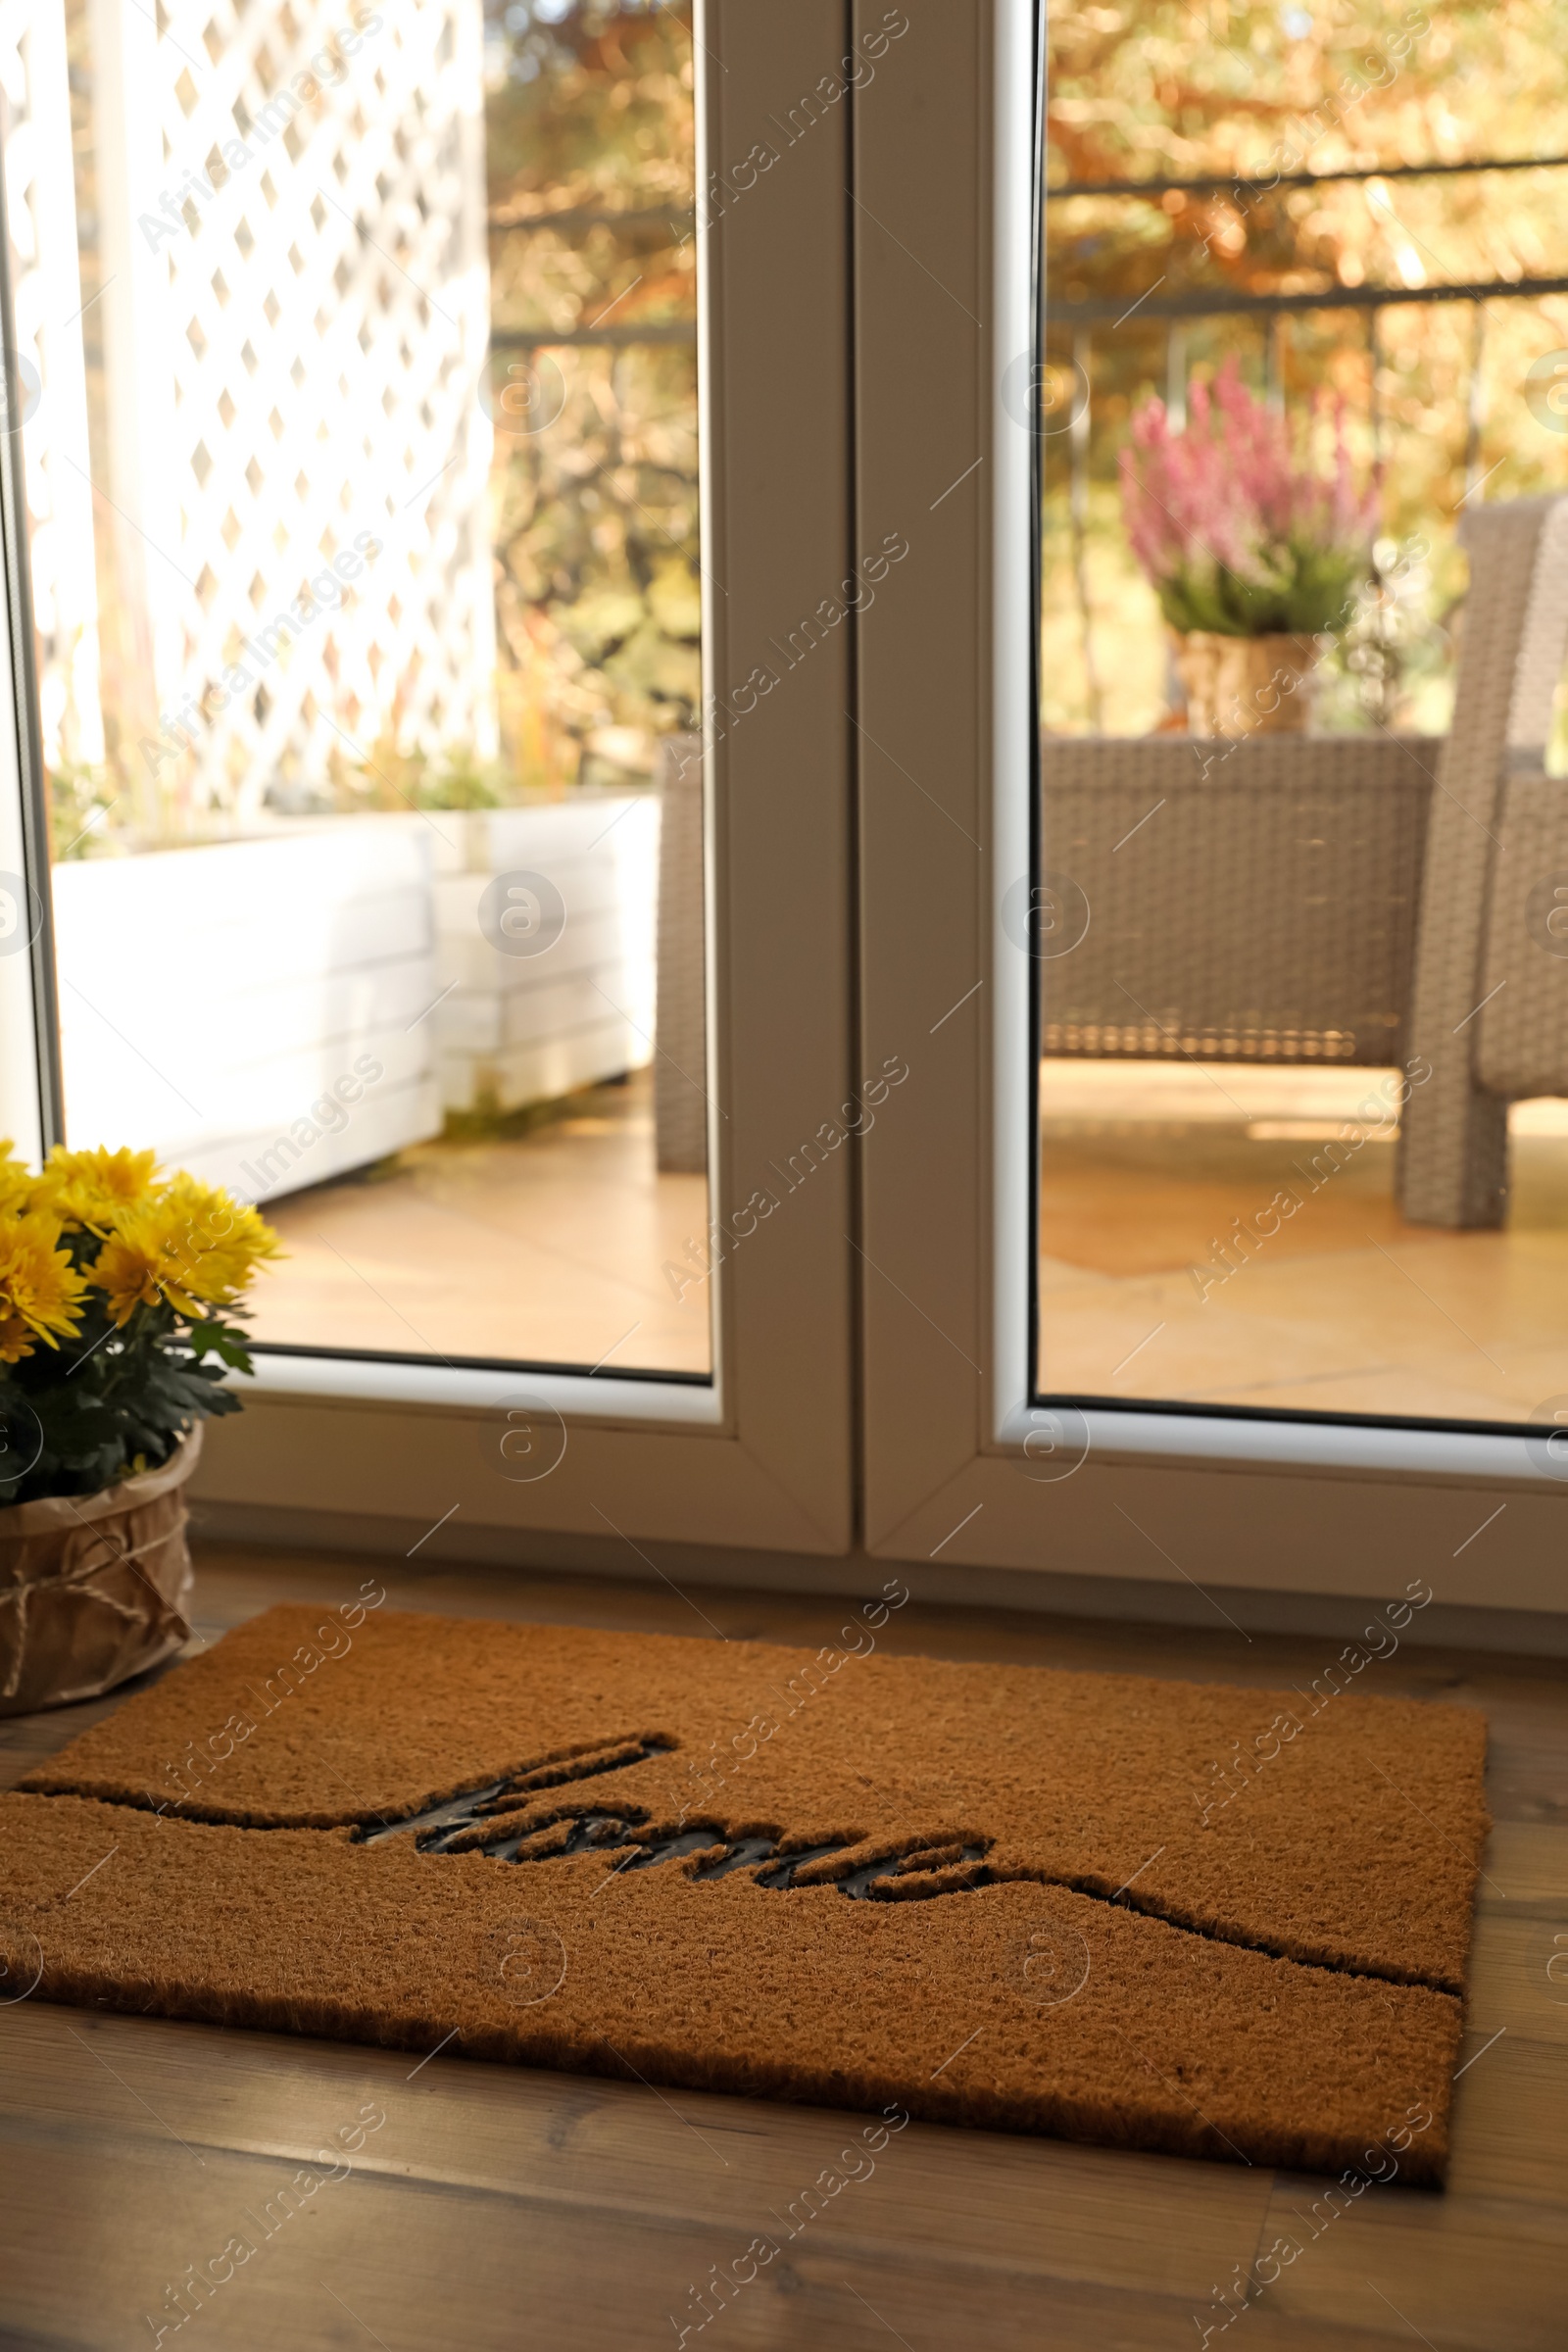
<box><xmin>1119</xmin><ymin>357</ymin><xmax>1380</xmax><ymax>637</ymax></box>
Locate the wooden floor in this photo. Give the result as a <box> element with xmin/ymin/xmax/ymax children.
<box><xmin>1</xmin><ymin>1542</ymin><xmax>1565</xmax><ymax>2351</ymax></box>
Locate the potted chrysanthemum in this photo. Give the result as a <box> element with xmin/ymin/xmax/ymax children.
<box><xmin>0</xmin><ymin>1146</ymin><xmax>279</xmax><ymax>1714</ymax></box>
<box><xmin>1120</xmin><ymin>357</ymin><xmax>1380</xmax><ymax>737</ymax></box>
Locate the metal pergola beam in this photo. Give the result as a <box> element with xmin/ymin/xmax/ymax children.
<box><xmin>1049</xmin><ymin>155</ymin><xmax>1568</xmax><ymax>202</ymax></box>
<box><xmin>490</xmin><ymin>322</ymin><xmax>698</xmax><ymax>348</ymax></box>
<box><xmin>488</xmin><ymin>208</ymin><xmax>695</xmax><ymax>234</ymax></box>
<box><xmin>1051</xmin><ymin>273</ymin><xmax>1568</xmax><ymax>326</ymax></box>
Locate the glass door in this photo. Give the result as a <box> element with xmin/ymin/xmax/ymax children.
<box><xmin>15</xmin><ymin>0</ymin><xmax>1566</xmax><ymax>1593</ymax></box>
<box><xmin>1033</xmin><ymin>0</ymin><xmax>1568</xmax><ymax>1439</ymax></box>
<box><xmin>858</xmin><ymin>0</ymin><xmax>1568</xmax><ymax>1618</ymax></box>
<box><xmin>34</xmin><ymin>0</ymin><xmax>709</xmax><ymax>1381</ymax></box>
<box><xmin>0</xmin><ymin>0</ymin><xmax>858</xmax><ymax>1555</ymax></box>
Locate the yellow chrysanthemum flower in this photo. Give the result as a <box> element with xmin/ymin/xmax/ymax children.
<box><xmin>37</xmin><ymin>1145</ymin><xmax>163</xmax><ymax>1235</ymax></box>
<box><xmin>0</xmin><ymin>1141</ymin><xmax>36</xmax><ymax>1216</ymax></box>
<box><xmin>160</xmin><ymin>1175</ymin><xmax>282</xmax><ymax>1307</ymax></box>
<box><xmin>89</xmin><ymin>1177</ymin><xmax>281</xmax><ymax>1326</ymax></box>
<box><xmin>0</xmin><ymin>1210</ymin><xmax>88</xmax><ymax>1362</ymax></box>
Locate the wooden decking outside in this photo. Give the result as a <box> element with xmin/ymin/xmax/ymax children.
<box><xmin>249</xmin><ymin>1072</ymin><xmax>712</xmax><ymax>1376</ymax></box>
<box><xmin>1039</xmin><ymin>1061</ymin><xmax>1568</xmax><ymax>1425</ymax></box>
<box><xmin>247</xmin><ymin>1060</ymin><xmax>1568</xmax><ymax>1425</ymax></box>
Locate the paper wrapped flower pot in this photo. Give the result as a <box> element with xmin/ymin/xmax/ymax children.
<box><xmin>0</xmin><ymin>1426</ymin><xmax>201</xmax><ymax>1716</ymax></box>
<box><xmin>0</xmin><ymin>1137</ymin><xmax>279</xmax><ymax>1715</ymax></box>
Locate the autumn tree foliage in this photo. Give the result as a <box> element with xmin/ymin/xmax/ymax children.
<box><xmin>483</xmin><ymin>0</ymin><xmax>698</xmax><ymax>794</ymax></box>
<box><xmin>1044</xmin><ymin>1</ymin><xmax>1568</xmax><ymax>733</ymax></box>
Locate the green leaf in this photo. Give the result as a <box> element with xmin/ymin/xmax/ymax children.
<box><xmin>187</xmin><ymin>1318</ymin><xmax>254</xmax><ymax>1373</ymax></box>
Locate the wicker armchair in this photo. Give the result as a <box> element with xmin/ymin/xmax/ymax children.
<box><xmin>653</xmin><ymin>732</ymin><xmax>708</xmax><ymax>1174</ymax></box>
<box><xmin>650</xmin><ymin>501</ymin><xmax>1568</xmax><ymax>1223</ymax></box>
<box><xmin>1400</xmin><ymin>496</ymin><xmax>1568</xmax><ymax>1226</ymax></box>
<box><xmin>1041</xmin><ymin>492</ymin><xmax>1568</xmax><ymax>1229</ymax></box>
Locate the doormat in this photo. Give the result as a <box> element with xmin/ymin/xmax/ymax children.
<box><xmin>2</xmin><ymin>1600</ymin><xmax>1489</xmax><ymax>2178</ymax></box>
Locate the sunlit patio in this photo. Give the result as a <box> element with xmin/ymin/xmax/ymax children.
<box><xmin>248</xmin><ymin>1071</ymin><xmax>710</xmax><ymax>1375</ymax></box>
<box><xmin>18</xmin><ymin>0</ymin><xmax>1568</xmax><ymax>1432</ymax></box>
<box><xmin>233</xmin><ymin>1054</ymin><xmax>1568</xmax><ymax>1423</ymax></box>
<box><xmin>1039</xmin><ymin>1061</ymin><xmax>1568</xmax><ymax>1424</ymax></box>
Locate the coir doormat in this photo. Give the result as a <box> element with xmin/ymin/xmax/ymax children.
<box><xmin>1</xmin><ymin>1597</ymin><xmax>1489</xmax><ymax>2178</ymax></box>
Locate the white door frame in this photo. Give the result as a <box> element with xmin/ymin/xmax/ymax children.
<box><xmin>71</xmin><ymin>1</ymin><xmax>864</xmax><ymax>1558</ymax></box>
<box><xmin>853</xmin><ymin>0</ymin><xmax>1568</xmax><ymax>1619</ymax></box>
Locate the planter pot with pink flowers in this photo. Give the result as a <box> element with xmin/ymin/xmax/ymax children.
<box><xmin>1171</xmin><ymin>628</ymin><xmax>1324</xmax><ymax>738</ymax></box>
<box><xmin>1121</xmin><ymin>358</ymin><xmax>1379</xmax><ymax>740</ymax></box>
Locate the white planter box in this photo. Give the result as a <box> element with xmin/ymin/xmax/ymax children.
<box><xmin>48</xmin><ymin>799</ymin><xmax>661</xmax><ymax>1198</ymax></box>
<box><xmin>430</xmin><ymin>797</ymin><xmax>660</xmax><ymax>1114</ymax></box>
<box><xmin>52</xmin><ymin>819</ymin><xmax>443</xmax><ymax>1203</ymax></box>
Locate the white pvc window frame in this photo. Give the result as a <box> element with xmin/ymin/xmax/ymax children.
<box><xmin>3</xmin><ymin>0</ymin><xmax>861</xmax><ymax>1559</ymax></box>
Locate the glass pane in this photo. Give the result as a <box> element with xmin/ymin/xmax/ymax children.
<box><xmin>1035</xmin><ymin>3</ymin><xmax>1568</xmax><ymax>1430</ymax></box>
<box><xmin>8</xmin><ymin>0</ymin><xmax>710</xmax><ymax>1376</ymax></box>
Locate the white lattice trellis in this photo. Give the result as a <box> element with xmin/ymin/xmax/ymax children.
<box><xmin>91</xmin><ymin>0</ymin><xmax>495</xmax><ymax>822</ymax></box>
<box><xmin>0</xmin><ymin>0</ymin><xmax>105</xmax><ymax>772</ymax></box>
